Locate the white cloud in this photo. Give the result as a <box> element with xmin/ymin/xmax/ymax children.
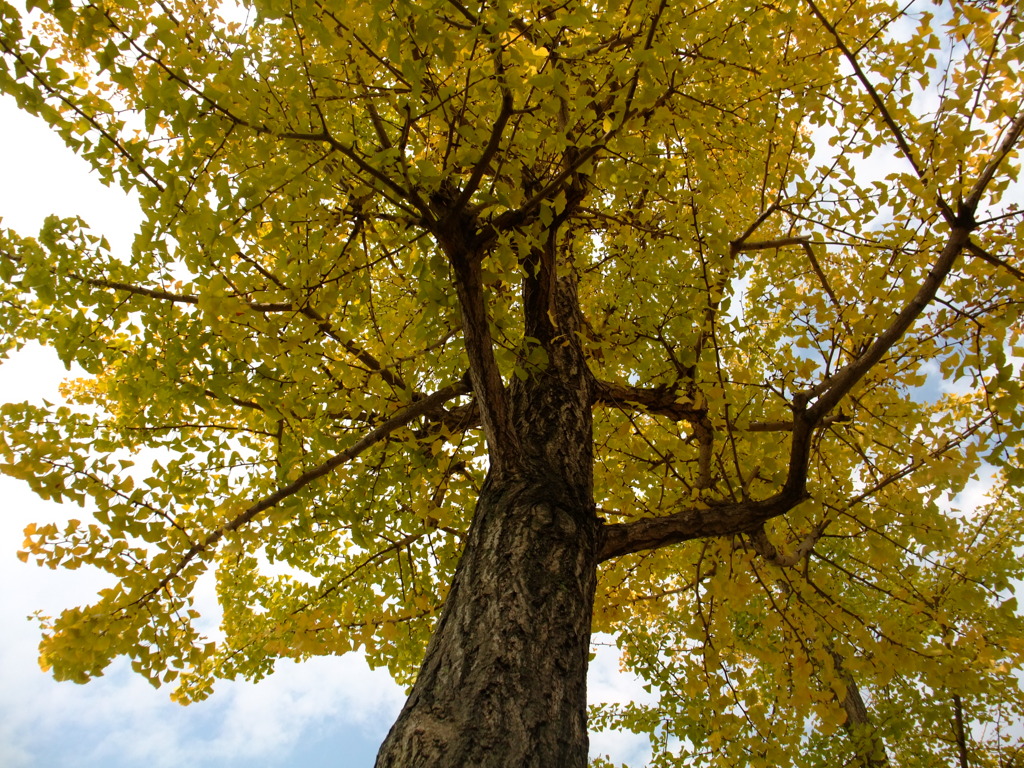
<box><xmin>0</xmin><ymin>342</ymin><xmax>80</xmax><ymax>400</ymax></box>
<box><xmin>0</xmin><ymin>96</ymin><xmax>141</xmax><ymax>256</ymax></box>
<box><xmin>942</xmin><ymin>463</ymin><xmax>1000</xmax><ymax>520</ymax></box>
<box><xmin>588</xmin><ymin>637</ymin><xmax>657</xmax><ymax>766</ymax></box>
<box><xmin>210</xmin><ymin>656</ymin><xmax>405</xmax><ymax>760</ymax></box>
<box><xmin>0</xmin><ymin>496</ymin><xmax>404</xmax><ymax>768</ymax></box>
<box><xmin>588</xmin><ymin>637</ymin><xmax>656</xmax><ymax>707</ymax></box>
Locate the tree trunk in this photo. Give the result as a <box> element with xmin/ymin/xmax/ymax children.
<box><xmin>376</xmin><ymin>265</ymin><xmax>598</xmax><ymax>766</ymax></box>
<box><xmin>376</xmin><ymin>215</ymin><xmax>599</xmax><ymax>766</ymax></box>
<box><xmin>374</xmin><ymin>467</ymin><xmax>600</xmax><ymax>767</ymax></box>
<box><xmin>833</xmin><ymin>650</ymin><xmax>890</xmax><ymax>768</ymax></box>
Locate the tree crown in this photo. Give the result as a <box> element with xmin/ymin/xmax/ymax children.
<box><xmin>1</xmin><ymin>0</ymin><xmax>1023</xmax><ymax>763</ymax></box>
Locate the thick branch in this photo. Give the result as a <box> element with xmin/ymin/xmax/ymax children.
<box><xmin>731</xmin><ymin>236</ymin><xmax>809</xmax><ymax>252</ymax></box>
<box><xmin>595</xmin><ymin>379</ymin><xmax>712</xmax><ymax>486</ymax></box>
<box><xmin>731</xmin><ymin>203</ymin><xmax>780</xmax><ymax>246</ymax></box>
<box><xmin>594</xmin><ymin>379</ymin><xmax>850</xmax><ymax>432</ymax></box>
<box><xmin>963</xmin><ymin>107</ymin><xmax>1024</xmax><ymax>211</ymax></box>
<box><xmin>749</xmin><ymin>521</ymin><xmax>826</xmax><ymax>567</ymax></box>
<box><xmin>622</xmin><ymin>86</ymin><xmax>1013</xmax><ymax>563</ymax></box>
<box><xmin>598</xmin><ymin>487</ymin><xmax>808</xmax><ymax>562</ymax></box>
<box><xmin>952</xmin><ymin>694</ymin><xmax>970</xmax><ymax>768</ymax></box>
<box><xmin>602</xmin><ymin>221</ymin><xmax>966</xmax><ymax>558</ymax></box>
<box><xmin>797</xmin><ymin>223</ymin><xmax>971</xmax><ymax>419</ymax></box>
<box><xmin>69</xmin><ymin>273</ymin><xmax>200</xmax><ymax>305</ymax></box>
<box><xmin>450</xmin><ymin>88</ymin><xmax>514</xmax><ymax>215</ymax></box>
<box><xmin>595</xmin><ymin>380</ymin><xmax>706</xmax><ymax>423</ymax></box>
<box><xmin>486</xmin><ymin>141</ymin><xmax>607</xmax><ymax>238</ymax></box>
<box><xmin>435</xmin><ymin>210</ymin><xmax>520</xmax><ymax>473</ymax></box>
<box><xmin>597</xmin><ymin>358</ymin><xmax>818</xmax><ymax>559</ymax></box>
<box><xmin>832</xmin><ymin>649</ymin><xmax>891</xmax><ymax>768</ymax></box>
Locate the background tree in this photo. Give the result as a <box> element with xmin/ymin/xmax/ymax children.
<box><xmin>1</xmin><ymin>0</ymin><xmax>1022</xmax><ymax>765</ymax></box>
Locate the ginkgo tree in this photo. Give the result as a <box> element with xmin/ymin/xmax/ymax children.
<box><xmin>1</xmin><ymin>0</ymin><xmax>1023</xmax><ymax>764</ymax></box>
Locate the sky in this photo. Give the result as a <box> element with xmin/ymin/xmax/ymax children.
<box><xmin>0</xmin><ymin>94</ymin><xmax>656</xmax><ymax>767</ymax></box>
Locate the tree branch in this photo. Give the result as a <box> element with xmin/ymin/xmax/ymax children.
<box><xmin>601</xmin><ymin>220</ymin><xmax>966</xmax><ymax>558</ymax></box>
<box><xmin>967</xmin><ymin>240</ymin><xmax>1024</xmax><ymax>282</ymax></box>
<box><xmin>749</xmin><ymin>520</ymin><xmax>827</xmax><ymax>567</ymax></box>
<box><xmin>732</xmin><ymin>233</ymin><xmax>854</xmax><ymax>339</ymax></box>
<box><xmin>731</xmin><ymin>236</ymin><xmax>809</xmax><ymax>252</ymax></box>
<box><xmin>0</xmin><ymin>41</ymin><xmax>166</xmax><ymax>192</ymax></box>
<box><xmin>450</xmin><ymin>88</ymin><xmax>514</xmax><ymax>215</ymax></box>
<box><xmin>598</xmin><ymin>486</ymin><xmax>808</xmax><ymax>562</ymax></box>
<box><xmin>731</xmin><ymin>202</ymin><xmax>779</xmax><ymax>246</ymax></box>
<box><xmin>105</xmin><ymin>12</ymin><xmax>426</xmax><ymax>218</ymax></box>
<box><xmin>126</xmin><ymin>378</ymin><xmax>470</xmax><ymax>608</ymax></box>
<box><xmin>54</xmin><ymin>267</ymin><xmax>411</xmax><ymax>393</ymax></box>
<box><xmin>594</xmin><ymin>380</ymin><xmax>706</xmax><ymax>422</ymax></box>
<box><xmin>832</xmin><ymin>649</ymin><xmax>892</xmax><ymax>768</ymax></box>
<box><xmin>796</xmin><ymin>221</ymin><xmax>972</xmax><ymax>420</ymax></box>
<box><xmin>434</xmin><ymin>205</ymin><xmax>520</xmax><ymax>473</ymax></box>
<box><xmin>952</xmin><ymin>694</ymin><xmax>970</xmax><ymax>768</ymax></box>
<box><xmin>598</xmin><ymin>215</ymin><xmax>970</xmax><ymax>561</ymax></box>
<box><xmin>594</xmin><ymin>379</ymin><xmax>851</xmax><ymax>432</ymax></box>
<box><xmin>803</xmin><ymin>0</ymin><xmax>956</xmax><ymax>224</ymax></box>
<box><xmin>962</xmin><ymin>106</ymin><xmax>1024</xmax><ymax>211</ymax></box>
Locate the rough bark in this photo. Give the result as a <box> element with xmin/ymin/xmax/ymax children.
<box><xmin>953</xmin><ymin>694</ymin><xmax>970</xmax><ymax>768</ymax></box>
<box><xmin>374</xmin><ymin>471</ymin><xmax>600</xmax><ymax>768</ymax></box>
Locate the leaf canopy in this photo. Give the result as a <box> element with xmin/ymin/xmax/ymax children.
<box><xmin>1</xmin><ymin>0</ymin><xmax>1023</xmax><ymax>763</ymax></box>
